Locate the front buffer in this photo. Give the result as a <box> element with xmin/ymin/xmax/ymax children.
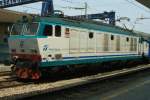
<box><xmin>11</xmin><ymin>54</ymin><xmax>42</xmax><ymax>80</ymax></box>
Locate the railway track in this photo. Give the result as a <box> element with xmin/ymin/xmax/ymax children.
<box><xmin>0</xmin><ymin>71</ymin><xmax>16</xmax><ymax>83</ymax></box>
<box><xmin>0</xmin><ymin>79</ymin><xmax>32</xmax><ymax>89</ymax></box>
<box><xmin>0</xmin><ymin>71</ymin><xmax>32</xmax><ymax>89</ymax></box>
<box><xmin>0</xmin><ymin>71</ymin><xmax>11</xmax><ymax>76</ymax></box>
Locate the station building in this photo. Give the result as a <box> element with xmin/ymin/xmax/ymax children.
<box><xmin>0</xmin><ymin>9</ymin><xmax>31</xmax><ymax>44</ymax></box>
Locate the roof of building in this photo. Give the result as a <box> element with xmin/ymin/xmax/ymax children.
<box><xmin>0</xmin><ymin>9</ymin><xmax>31</xmax><ymax>23</ymax></box>
<box><xmin>136</xmin><ymin>0</ymin><xmax>150</xmax><ymax>8</ymax></box>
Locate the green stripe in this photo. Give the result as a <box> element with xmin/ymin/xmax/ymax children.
<box><xmin>39</xmin><ymin>55</ymin><xmax>143</xmax><ymax>67</ymax></box>
<box><xmin>9</xmin><ymin>35</ymin><xmax>47</xmax><ymax>39</ymax></box>
<box><xmin>40</xmin><ymin>17</ymin><xmax>137</xmax><ymax>36</ymax></box>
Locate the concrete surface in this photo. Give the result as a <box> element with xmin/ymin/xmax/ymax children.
<box><xmin>0</xmin><ymin>64</ymin><xmax>11</xmax><ymax>72</ymax></box>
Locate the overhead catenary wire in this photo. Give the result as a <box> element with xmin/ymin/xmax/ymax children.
<box><xmin>55</xmin><ymin>0</ymin><xmax>88</xmax><ymax>16</ymax></box>
<box><xmin>114</xmin><ymin>0</ymin><xmax>150</xmax><ymax>32</ymax></box>
<box><xmin>61</xmin><ymin>0</ymin><xmax>84</xmax><ymax>5</ymax></box>
<box><xmin>60</xmin><ymin>0</ymin><xmax>87</xmax><ymax>10</ymax></box>
<box><xmin>124</xmin><ymin>0</ymin><xmax>150</xmax><ymax>13</ymax></box>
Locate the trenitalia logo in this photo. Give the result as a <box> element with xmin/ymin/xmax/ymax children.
<box><xmin>0</xmin><ymin>0</ymin><xmax>41</xmax><ymax>8</ymax></box>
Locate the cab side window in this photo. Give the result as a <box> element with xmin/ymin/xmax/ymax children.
<box><xmin>111</xmin><ymin>35</ymin><xmax>114</xmax><ymax>40</ymax></box>
<box><xmin>43</xmin><ymin>25</ymin><xmax>53</xmax><ymax>36</ymax></box>
<box><xmin>89</xmin><ymin>32</ymin><xmax>94</xmax><ymax>39</ymax></box>
<box><xmin>55</xmin><ymin>25</ymin><xmax>61</xmax><ymax>37</ymax></box>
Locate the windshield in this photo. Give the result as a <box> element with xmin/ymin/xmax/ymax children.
<box><xmin>11</xmin><ymin>23</ymin><xmax>23</xmax><ymax>35</ymax></box>
<box><xmin>11</xmin><ymin>23</ymin><xmax>39</xmax><ymax>35</ymax></box>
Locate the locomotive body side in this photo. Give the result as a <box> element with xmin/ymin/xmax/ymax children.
<box><xmin>8</xmin><ymin>17</ymin><xmax>149</xmax><ymax>79</ymax></box>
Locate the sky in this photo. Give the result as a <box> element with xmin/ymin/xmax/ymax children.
<box><xmin>6</xmin><ymin>0</ymin><xmax>150</xmax><ymax>33</ymax></box>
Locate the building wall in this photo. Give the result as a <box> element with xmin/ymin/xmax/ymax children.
<box><xmin>0</xmin><ymin>24</ymin><xmax>6</xmax><ymax>34</ymax></box>
<box><xmin>0</xmin><ymin>23</ymin><xmax>12</xmax><ymax>34</ymax></box>
<box><xmin>0</xmin><ymin>23</ymin><xmax>12</xmax><ymax>44</ymax></box>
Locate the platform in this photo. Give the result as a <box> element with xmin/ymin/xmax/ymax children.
<box><xmin>0</xmin><ymin>64</ymin><xmax>150</xmax><ymax>100</ymax></box>
<box><xmin>26</xmin><ymin>66</ymin><xmax>150</xmax><ymax>100</ymax></box>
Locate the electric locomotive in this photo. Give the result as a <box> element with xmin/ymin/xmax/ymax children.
<box><xmin>8</xmin><ymin>16</ymin><xmax>150</xmax><ymax>79</ymax></box>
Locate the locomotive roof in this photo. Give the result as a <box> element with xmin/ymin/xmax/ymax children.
<box><xmin>37</xmin><ymin>16</ymin><xmax>138</xmax><ymax>37</ymax></box>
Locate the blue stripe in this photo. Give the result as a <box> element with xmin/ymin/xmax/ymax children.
<box><xmin>40</xmin><ymin>55</ymin><xmax>143</xmax><ymax>67</ymax></box>
<box><xmin>63</xmin><ymin>54</ymin><xmax>138</xmax><ymax>59</ymax></box>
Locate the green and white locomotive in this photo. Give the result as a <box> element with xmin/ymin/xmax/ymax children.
<box><xmin>8</xmin><ymin>16</ymin><xmax>150</xmax><ymax>79</ymax></box>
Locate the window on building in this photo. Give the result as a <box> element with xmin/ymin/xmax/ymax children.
<box><xmin>55</xmin><ymin>25</ymin><xmax>61</xmax><ymax>37</ymax></box>
<box><xmin>43</xmin><ymin>25</ymin><xmax>53</xmax><ymax>36</ymax></box>
<box><xmin>111</xmin><ymin>35</ymin><xmax>114</xmax><ymax>40</ymax></box>
<box><xmin>89</xmin><ymin>32</ymin><xmax>94</xmax><ymax>39</ymax></box>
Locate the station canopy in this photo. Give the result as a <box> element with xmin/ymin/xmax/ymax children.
<box><xmin>136</xmin><ymin>0</ymin><xmax>150</xmax><ymax>8</ymax></box>
<box><xmin>0</xmin><ymin>9</ymin><xmax>31</xmax><ymax>23</ymax></box>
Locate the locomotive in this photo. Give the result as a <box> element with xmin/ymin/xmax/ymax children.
<box><xmin>8</xmin><ymin>16</ymin><xmax>150</xmax><ymax>80</ymax></box>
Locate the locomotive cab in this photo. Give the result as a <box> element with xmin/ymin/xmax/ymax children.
<box><xmin>8</xmin><ymin>17</ymin><xmax>66</xmax><ymax>79</ymax></box>
<box><xmin>8</xmin><ymin>18</ymin><xmax>43</xmax><ymax>79</ymax></box>
<box><xmin>9</xmin><ymin>22</ymin><xmax>41</xmax><ymax>61</ymax></box>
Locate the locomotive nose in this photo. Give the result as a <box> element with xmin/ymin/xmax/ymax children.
<box><xmin>8</xmin><ymin>38</ymin><xmax>41</xmax><ymax>61</ymax></box>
